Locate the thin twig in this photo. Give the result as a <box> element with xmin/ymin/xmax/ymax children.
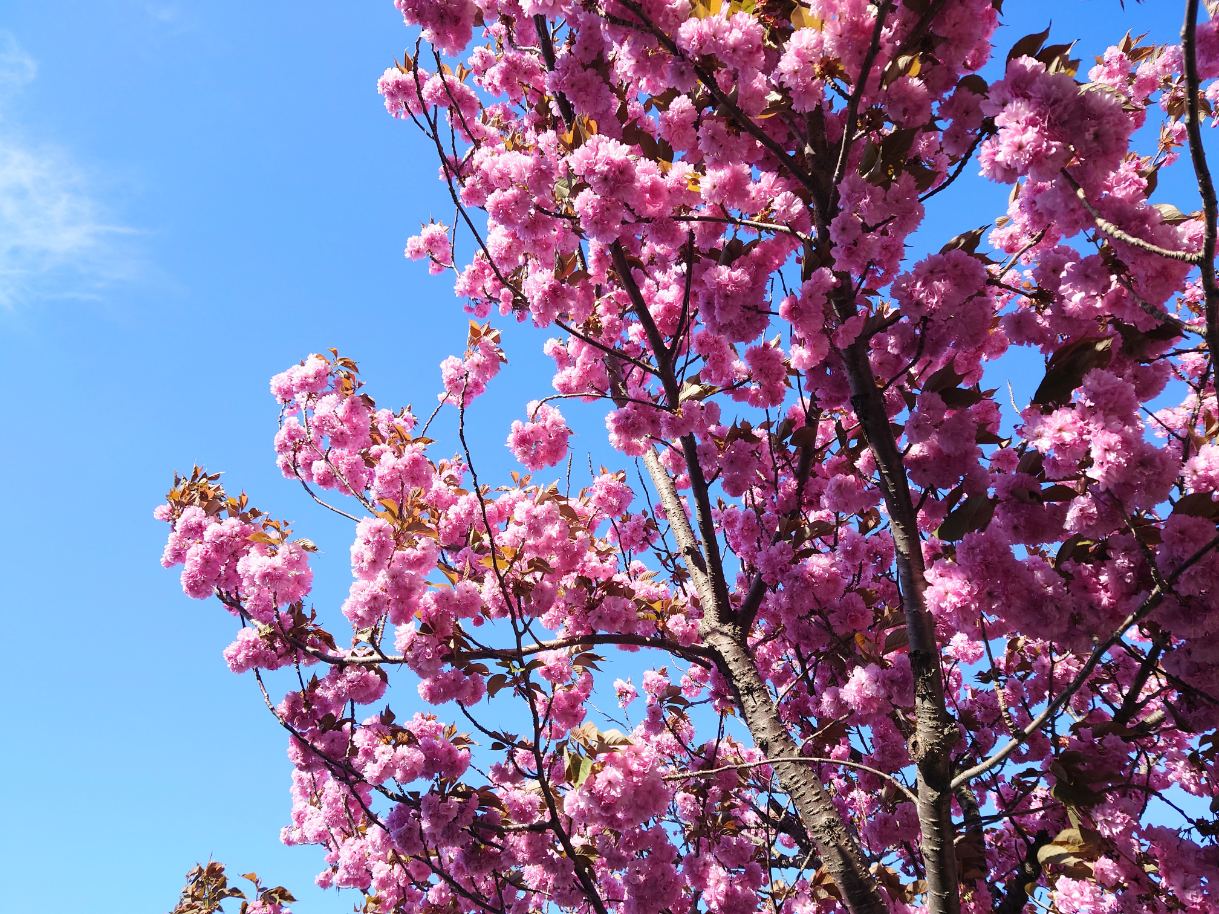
<box><xmin>663</xmin><ymin>755</ymin><xmax>919</xmax><ymax>806</ymax></box>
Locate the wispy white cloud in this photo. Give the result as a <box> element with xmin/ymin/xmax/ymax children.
<box><xmin>143</xmin><ymin>2</ymin><xmax>195</xmax><ymax>34</ymax></box>
<box><xmin>0</xmin><ymin>30</ymin><xmax>142</xmax><ymax>308</ymax></box>
<box><xmin>0</xmin><ymin>31</ymin><xmax>37</xmax><ymax>93</ymax></box>
<box><xmin>0</xmin><ymin>141</ymin><xmax>142</xmax><ymax>308</ymax></box>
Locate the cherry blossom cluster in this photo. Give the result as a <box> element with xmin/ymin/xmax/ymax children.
<box><xmin>159</xmin><ymin>1</ymin><xmax>1219</xmax><ymax>912</ymax></box>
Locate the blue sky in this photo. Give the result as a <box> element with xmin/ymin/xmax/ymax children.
<box><xmin>0</xmin><ymin>1</ymin><xmax>1197</xmax><ymax>912</ymax></box>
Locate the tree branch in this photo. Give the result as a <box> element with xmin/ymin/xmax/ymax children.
<box><xmin>1182</xmin><ymin>0</ymin><xmax>1219</xmax><ymax>386</ymax></box>
<box><xmin>1061</xmin><ymin>169</ymin><xmax>1203</xmax><ymax>264</ymax></box>
<box><xmin>993</xmin><ymin>833</ymin><xmax>1049</xmax><ymax>914</ymax></box>
<box><xmin>829</xmin><ymin>278</ymin><xmax>960</xmax><ymax>913</ymax></box>
<box><xmin>604</xmin><ymin>353</ymin><xmax>889</xmax><ymax>914</ymax></box>
<box><xmin>952</xmin><ymin>534</ymin><xmax>1219</xmax><ymax>789</ymax></box>
<box><xmin>611</xmin><ymin>242</ymin><xmax>733</xmax><ymax>615</ymax></box>
<box><xmin>830</xmin><ymin>1</ymin><xmax>893</xmax><ymax>195</ymax></box>
<box><xmin>663</xmin><ymin>754</ymin><xmax>919</xmax><ymax>806</ymax></box>
<box><xmin>612</xmin><ymin>0</ymin><xmax>820</xmax><ymax>201</ymax></box>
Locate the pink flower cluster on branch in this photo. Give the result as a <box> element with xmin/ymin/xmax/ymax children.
<box><xmin>159</xmin><ymin>2</ymin><xmax>1219</xmax><ymax>913</ymax></box>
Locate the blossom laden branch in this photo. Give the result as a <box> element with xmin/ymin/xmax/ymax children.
<box><xmin>952</xmin><ymin>534</ymin><xmax>1219</xmax><ymax>790</ymax></box>
<box><xmin>1061</xmin><ymin>169</ymin><xmax>1204</xmax><ymax>264</ymax></box>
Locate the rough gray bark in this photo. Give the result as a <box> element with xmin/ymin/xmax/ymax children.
<box><xmin>833</xmin><ymin>292</ymin><xmax>961</xmax><ymax>914</ymax></box>
<box><xmin>704</xmin><ymin>623</ymin><xmax>890</xmax><ymax>914</ymax></box>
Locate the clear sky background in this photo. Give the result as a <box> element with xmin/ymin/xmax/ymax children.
<box><xmin>0</xmin><ymin>2</ymin><xmax>1197</xmax><ymax>912</ymax></box>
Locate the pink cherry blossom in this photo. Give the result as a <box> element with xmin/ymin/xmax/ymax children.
<box><xmin>158</xmin><ymin>7</ymin><xmax>1219</xmax><ymax>914</ymax></box>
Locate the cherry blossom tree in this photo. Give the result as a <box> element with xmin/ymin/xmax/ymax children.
<box><xmin>160</xmin><ymin>1</ymin><xmax>1219</xmax><ymax>912</ymax></box>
